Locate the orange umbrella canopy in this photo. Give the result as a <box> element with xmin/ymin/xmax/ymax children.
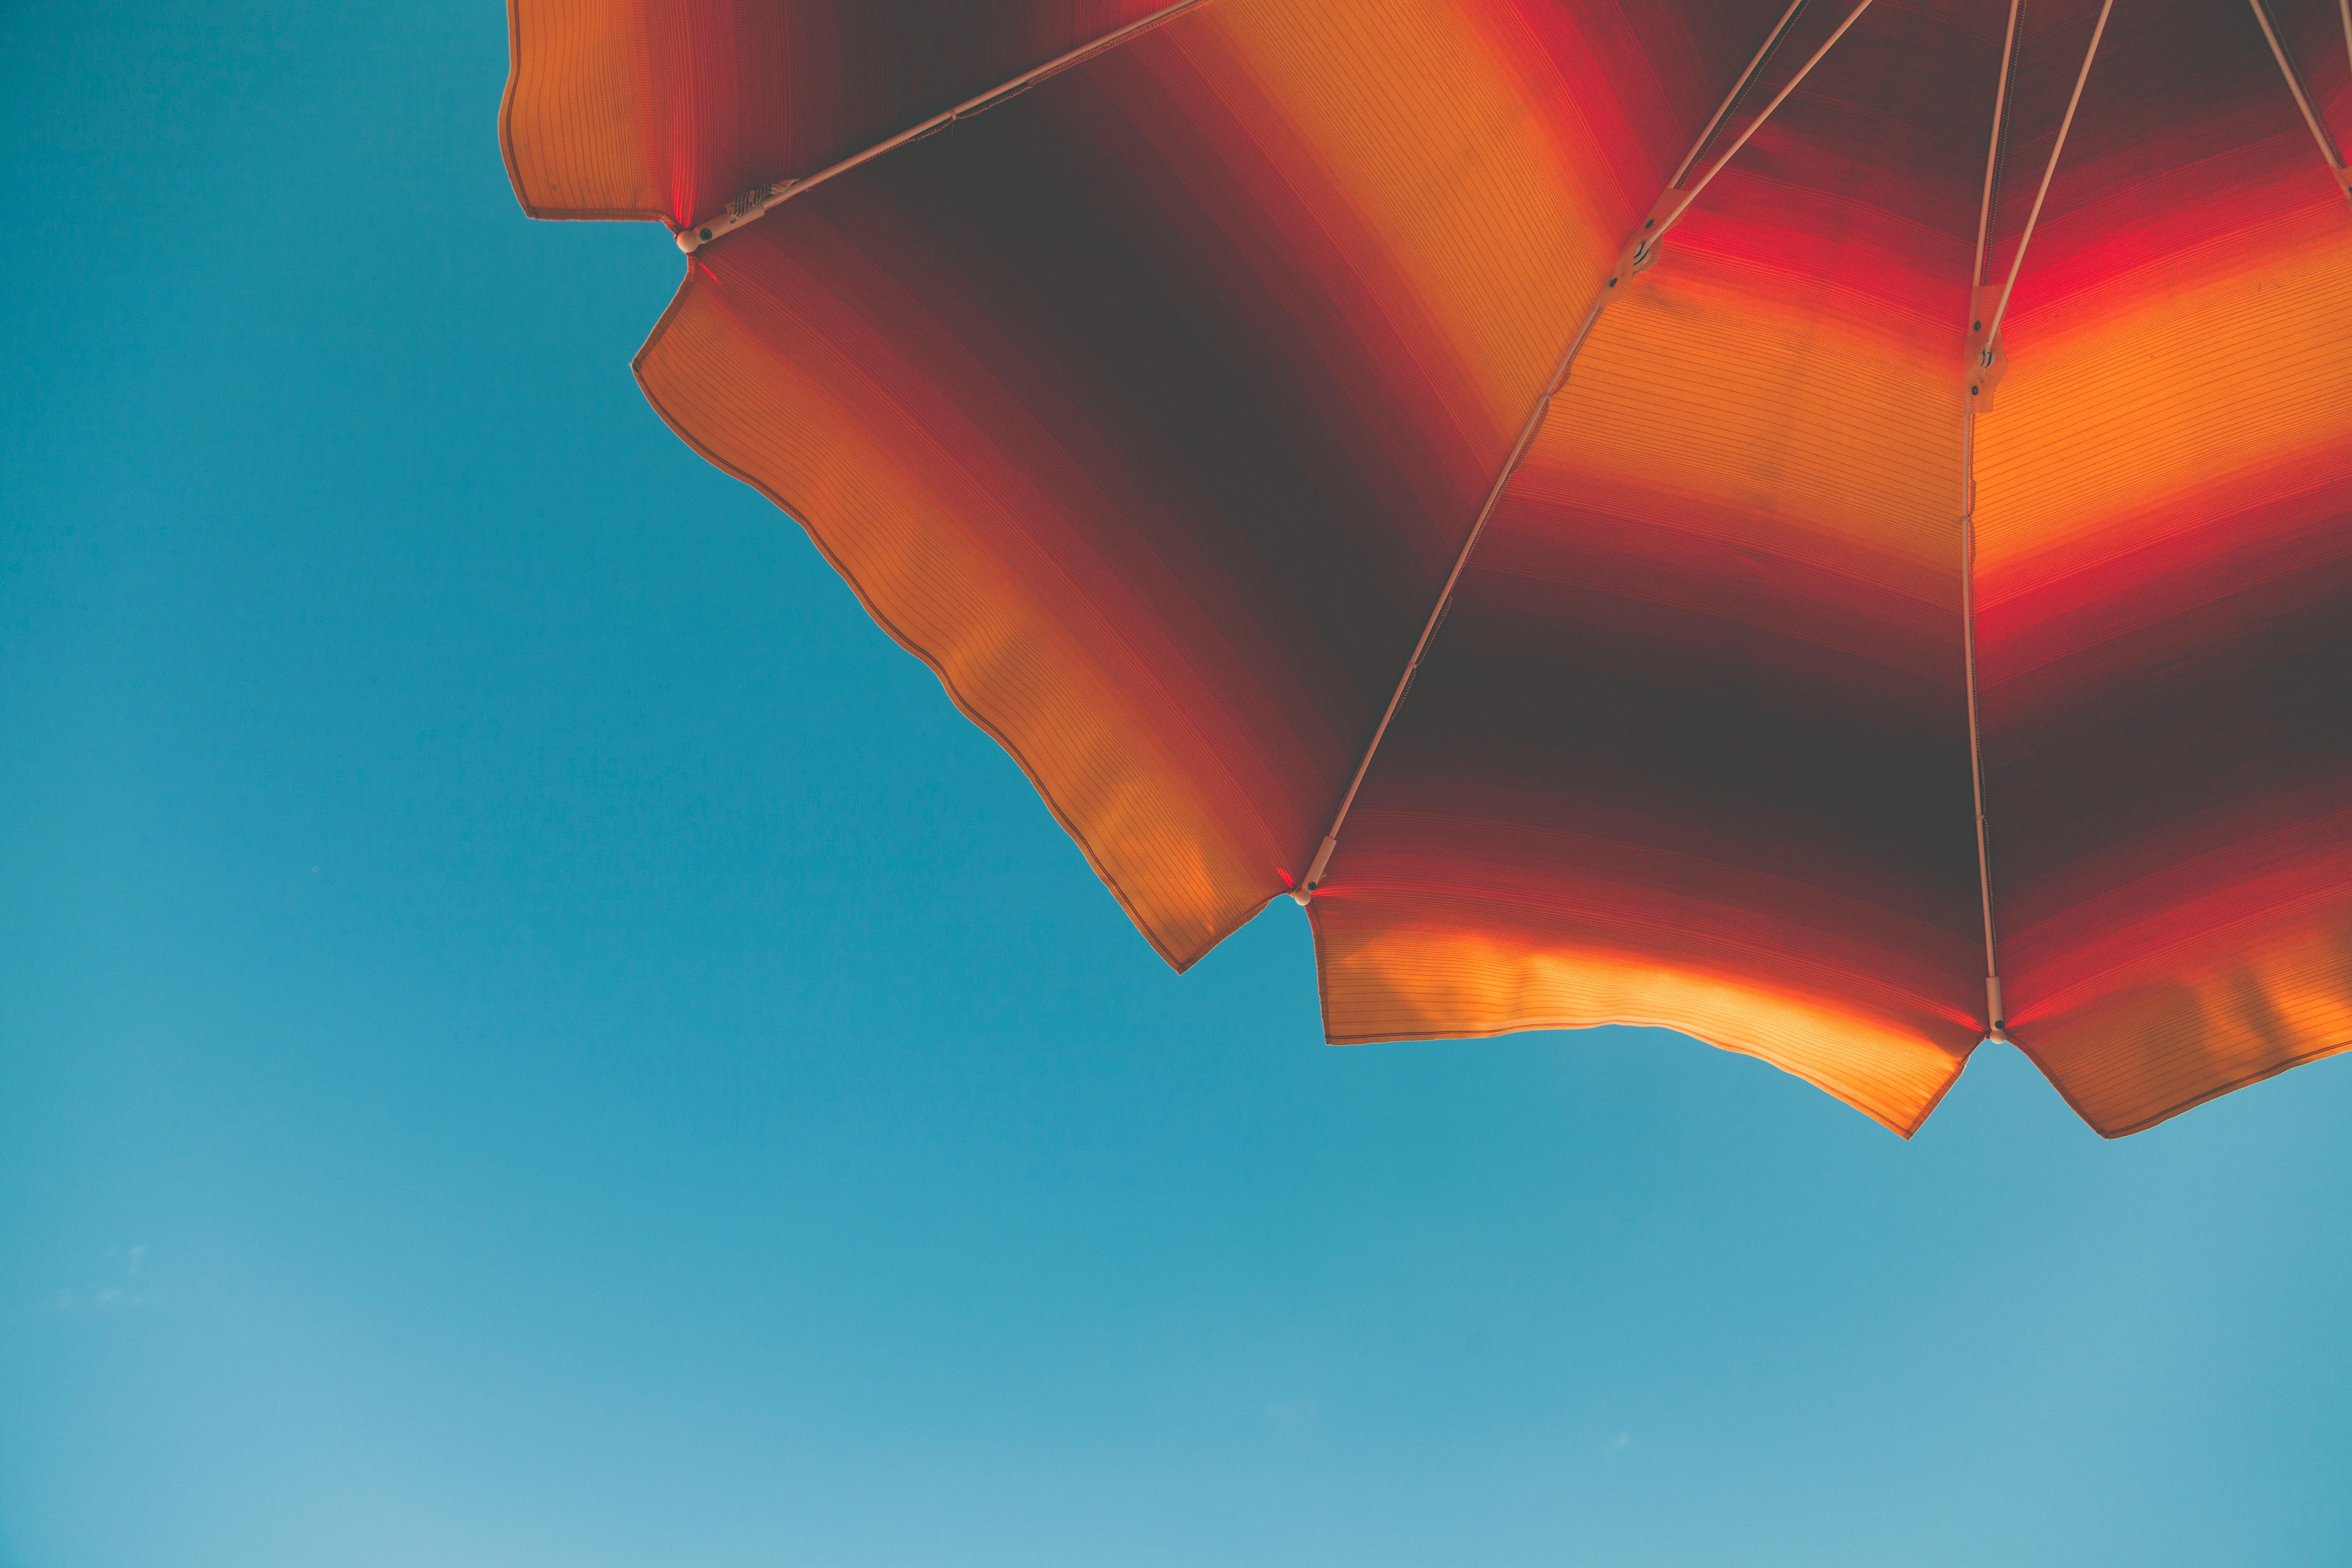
<box><xmin>501</xmin><ymin>0</ymin><xmax>2352</xmax><ymax>1137</ymax></box>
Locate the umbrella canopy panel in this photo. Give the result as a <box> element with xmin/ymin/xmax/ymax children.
<box><xmin>1313</xmin><ymin>0</ymin><xmax>1997</xmax><ymax>1137</ymax></box>
<box><xmin>1969</xmin><ymin>0</ymin><xmax>2352</xmax><ymax>1135</ymax></box>
<box><xmin>504</xmin><ymin>0</ymin><xmax>2352</xmax><ymax>1135</ymax></box>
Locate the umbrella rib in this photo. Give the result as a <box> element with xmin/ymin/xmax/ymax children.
<box><xmin>1954</xmin><ymin>8</ymin><xmax>2116</xmax><ymax>1038</ymax></box>
<box><xmin>1291</xmin><ymin>4</ymin><xmax>1874</xmax><ymax>902</ymax></box>
<box><xmin>1287</xmin><ymin>298</ymin><xmax>1605</xmax><ymax>903</ymax></box>
<box><xmin>1971</xmin><ymin>0</ymin><xmax>2023</xmax><ymax>291</ymax></box>
<box><xmin>1668</xmin><ymin>0</ymin><xmax>1812</xmax><ymax>191</ymax></box>
<box><xmin>676</xmin><ymin>0</ymin><xmax>1212</xmax><ymax>253</ymax></box>
<box><xmin>1961</xmin><ymin>0</ymin><xmax>2119</xmax><ymax>1038</ymax></box>
<box><xmin>1959</xmin><ymin>429</ymin><xmax>2007</xmax><ymax>1039</ymax></box>
<box><xmin>1961</xmin><ymin>0</ymin><xmax>2021</xmax><ymax>1042</ymax></box>
<box><xmin>1609</xmin><ymin>0</ymin><xmax>1880</xmax><ymax>282</ymax></box>
<box><xmin>1663</xmin><ymin>0</ymin><xmax>1878</xmax><ymax>236</ymax></box>
<box><xmin>1976</xmin><ymin>0</ymin><xmax>2115</xmax><ymax>369</ymax></box>
<box><xmin>2247</xmin><ymin>0</ymin><xmax>2352</xmax><ymax>194</ymax></box>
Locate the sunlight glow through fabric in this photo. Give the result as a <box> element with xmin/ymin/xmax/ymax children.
<box><xmin>502</xmin><ymin>0</ymin><xmax>2352</xmax><ymax>1137</ymax></box>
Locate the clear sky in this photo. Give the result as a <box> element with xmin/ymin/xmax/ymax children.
<box><xmin>4</xmin><ymin>3</ymin><xmax>2348</xmax><ymax>1565</ymax></box>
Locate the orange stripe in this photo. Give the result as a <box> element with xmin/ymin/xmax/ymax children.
<box><xmin>1975</xmin><ymin>135</ymin><xmax>2352</xmax><ymax>1133</ymax></box>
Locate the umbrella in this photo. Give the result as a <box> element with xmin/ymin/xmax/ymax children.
<box><xmin>500</xmin><ymin>0</ymin><xmax>2352</xmax><ymax>1137</ymax></box>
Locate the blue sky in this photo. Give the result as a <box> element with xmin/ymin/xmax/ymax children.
<box><xmin>3</xmin><ymin>2</ymin><xmax>2348</xmax><ymax>1564</ymax></box>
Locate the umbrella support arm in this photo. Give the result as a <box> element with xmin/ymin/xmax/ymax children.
<box><xmin>1976</xmin><ymin>0</ymin><xmax>2115</xmax><ymax>377</ymax></box>
<box><xmin>1971</xmin><ymin>0</ymin><xmax>2024</xmax><ymax>294</ymax></box>
<box><xmin>1960</xmin><ymin>474</ymin><xmax>2009</xmax><ymax>1044</ymax></box>
<box><xmin>1960</xmin><ymin>2</ymin><xmax>2026</xmax><ymax>1042</ymax></box>
<box><xmin>1961</xmin><ymin>0</ymin><xmax>2118</xmax><ymax>1039</ymax></box>
<box><xmin>675</xmin><ymin>0</ymin><xmax>1212</xmax><ymax>252</ymax></box>
<box><xmin>1291</xmin><ymin>0</ymin><xmax>1877</xmax><ymax>905</ymax></box>
<box><xmin>2248</xmin><ymin>0</ymin><xmax>2352</xmax><ymax>198</ymax></box>
<box><xmin>1287</xmin><ymin>298</ymin><xmax>1603</xmax><ymax>906</ymax></box>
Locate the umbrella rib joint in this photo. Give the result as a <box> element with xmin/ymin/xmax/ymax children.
<box><xmin>674</xmin><ymin>0</ymin><xmax>1213</xmax><ymax>253</ymax></box>
<box><xmin>1291</xmin><ymin>0</ymin><xmax>1876</xmax><ymax>905</ymax></box>
<box><xmin>2248</xmin><ymin>0</ymin><xmax>2352</xmax><ymax>198</ymax></box>
<box><xmin>1614</xmin><ymin>0</ymin><xmax>1878</xmax><ymax>284</ymax></box>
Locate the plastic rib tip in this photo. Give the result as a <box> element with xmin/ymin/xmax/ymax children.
<box><xmin>675</xmin><ymin>0</ymin><xmax>1212</xmax><ymax>253</ymax></box>
<box><xmin>1290</xmin><ymin>836</ymin><xmax>1338</xmax><ymax>906</ymax></box>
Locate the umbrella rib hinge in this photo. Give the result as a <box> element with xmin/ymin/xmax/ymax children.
<box><xmin>1964</xmin><ymin>284</ymin><xmax>2009</xmax><ymax>409</ymax></box>
<box><xmin>1602</xmin><ymin>0</ymin><xmax>1880</xmax><ymax>291</ymax></box>
<box><xmin>1607</xmin><ymin>189</ymin><xmax>1694</xmax><ymax>289</ymax></box>
<box><xmin>1290</xmin><ymin>835</ymin><xmax>1340</xmax><ymax>906</ymax></box>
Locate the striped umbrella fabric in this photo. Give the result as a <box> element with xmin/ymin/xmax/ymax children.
<box><xmin>502</xmin><ymin>0</ymin><xmax>2352</xmax><ymax>1137</ymax></box>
